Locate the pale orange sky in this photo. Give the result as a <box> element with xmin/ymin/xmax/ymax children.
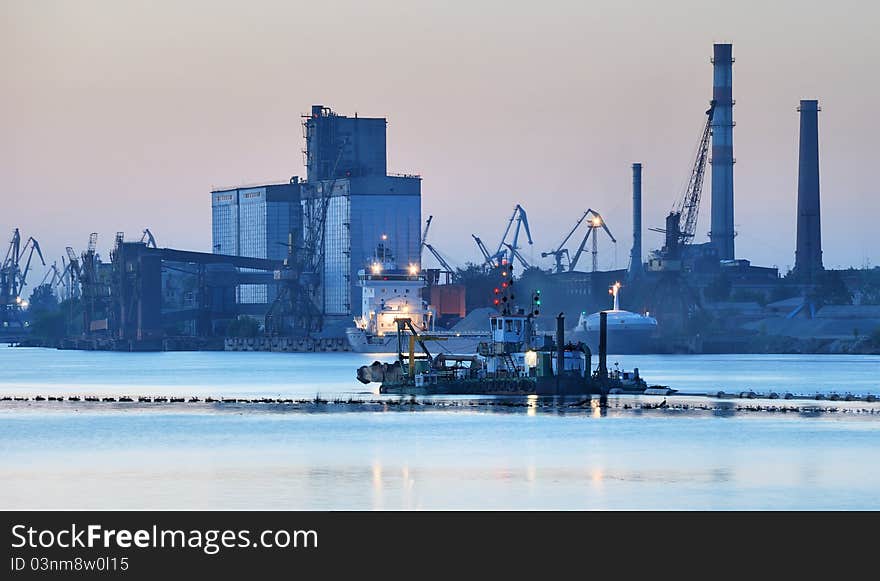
<box><xmin>2</xmin><ymin>0</ymin><xmax>877</xmax><ymax>278</ymax></box>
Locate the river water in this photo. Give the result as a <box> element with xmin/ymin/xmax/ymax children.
<box><xmin>1</xmin><ymin>346</ymin><xmax>879</xmax><ymax>509</ymax></box>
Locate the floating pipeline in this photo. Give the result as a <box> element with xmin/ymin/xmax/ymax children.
<box><xmin>1</xmin><ymin>392</ymin><xmax>880</xmax><ymax>416</ymax></box>
<box><xmin>224</xmin><ymin>337</ymin><xmax>351</xmax><ymax>353</ymax></box>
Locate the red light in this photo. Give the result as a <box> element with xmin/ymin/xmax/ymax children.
<box><xmin>501</xmin><ymin>282</ymin><xmax>508</xmax><ymax>288</ymax></box>
<box><xmin>493</xmin><ymin>299</ymin><xmax>500</xmax><ymax>305</ymax></box>
<box><xmin>493</xmin><ymin>288</ymin><xmax>500</xmax><ymax>294</ymax></box>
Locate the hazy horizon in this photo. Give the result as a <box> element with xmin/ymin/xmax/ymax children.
<box><xmin>3</xmin><ymin>0</ymin><xmax>878</xmax><ymax>282</ymax></box>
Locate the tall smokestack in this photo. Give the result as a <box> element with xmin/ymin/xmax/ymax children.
<box><xmin>710</xmin><ymin>43</ymin><xmax>735</xmax><ymax>261</ymax></box>
<box><xmin>795</xmin><ymin>99</ymin><xmax>823</xmax><ymax>279</ymax></box>
<box><xmin>628</xmin><ymin>163</ymin><xmax>643</xmax><ymax>280</ymax></box>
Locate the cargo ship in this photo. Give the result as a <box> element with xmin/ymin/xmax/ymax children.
<box><xmin>570</xmin><ymin>282</ymin><xmax>658</xmax><ymax>354</ymax></box>
<box><xmin>345</xmin><ymin>240</ymin><xmax>489</xmax><ymax>353</ymax></box>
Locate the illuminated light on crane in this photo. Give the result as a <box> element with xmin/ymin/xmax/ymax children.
<box><xmin>544</xmin><ymin>209</ymin><xmax>616</xmax><ymax>273</ymax></box>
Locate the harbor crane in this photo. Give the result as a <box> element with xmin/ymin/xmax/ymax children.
<box><xmin>542</xmin><ymin>210</ymin><xmax>592</xmax><ymax>273</ymax></box>
<box><xmin>267</xmin><ymin>122</ymin><xmax>351</xmax><ymax>335</ymax></box>
<box><xmin>65</xmin><ymin>246</ymin><xmax>82</xmax><ymax>294</ymax></box>
<box><xmin>650</xmin><ymin>101</ymin><xmax>716</xmax><ymax>262</ymax></box>
<box><xmin>17</xmin><ymin>235</ymin><xmax>46</xmax><ymax>292</ymax></box>
<box><xmin>420</xmin><ymin>216</ymin><xmax>457</xmax><ymax>283</ymax></box>
<box><xmin>472</xmin><ymin>204</ymin><xmax>533</xmax><ymax>270</ymax></box>
<box><xmin>472</xmin><ymin>235</ymin><xmax>495</xmax><ymax>267</ymax></box>
<box><xmin>140</xmin><ymin>228</ymin><xmax>158</xmax><ymax>248</ymax></box>
<box><xmin>1</xmin><ymin>229</ymin><xmax>46</xmax><ymax>325</ymax></box>
<box><xmin>571</xmin><ymin>210</ymin><xmax>616</xmax><ymax>273</ymax></box>
<box><xmin>543</xmin><ymin>209</ymin><xmax>616</xmax><ymax>273</ymax></box>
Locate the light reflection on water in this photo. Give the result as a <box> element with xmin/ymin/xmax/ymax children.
<box><xmin>1</xmin><ymin>409</ymin><xmax>878</xmax><ymax>510</ymax></box>
<box><xmin>2</xmin><ymin>346</ymin><xmax>880</xmax><ymax>510</ymax></box>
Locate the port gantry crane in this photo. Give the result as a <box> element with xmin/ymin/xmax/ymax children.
<box><xmin>651</xmin><ymin>100</ymin><xmax>716</xmax><ymax>263</ymax></box>
<box><xmin>1</xmin><ymin>228</ymin><xmax>46</xmax><ymax>325</ymax></box>
<box><xmin>543</xmin><ymin>209</ymin><xmax>616</xmax><ymax>273</ymax></box>
<box><xmin>472</xmin><ymin>204</ymin><xmax>533</xmax><ymax>270</ymax></box>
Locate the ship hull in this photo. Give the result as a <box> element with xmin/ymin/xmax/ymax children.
<box><xmin>345</xmin><ymin>328</ymin><xmax>488</xmax><ymax>354</ymax></box>
<box><xmin>569</xmin><ymin>328</ymin><xmax>658</xmax><ymax>355</ymax></box>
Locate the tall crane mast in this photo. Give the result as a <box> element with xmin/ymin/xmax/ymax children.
<box><xmin>569</xmin><ymin>210</ymin><xmax>616</xmax><ymax>273</ymax></box>
<box><xmin>653</xmin><ymin>101</ymin><xmax>716</xmax><ymax>261</ymax></box>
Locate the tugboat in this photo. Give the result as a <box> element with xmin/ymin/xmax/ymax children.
<box><xmin>345</xmin><ymin>237</ymin><xmax>489</xmax><ymax>353</ymax></box>
<box><xmin>356</xmin><ymin>276</ymin><xmax>650</xmax><ymax>397</ymax></box>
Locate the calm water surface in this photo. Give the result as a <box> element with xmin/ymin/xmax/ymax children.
<box><xmin>1</xmin><ymin>346</ymin><xmax>879</xmax><ymax>509</ymax></box>
<box><xmin>1</xmin><ymin>346</ymin><xmax>878</xmax><ymax>397</ymax></box>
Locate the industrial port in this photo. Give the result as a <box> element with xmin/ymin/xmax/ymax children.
<box><xmin>2</xmin><ymin>43</ymin><xmax>878</xmax><ymax>357</ymax></box>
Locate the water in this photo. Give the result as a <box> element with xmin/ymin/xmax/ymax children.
<box><xmin>2</xmin><ymin>346</ymin><xmax>880</xmax><ymax>509</ymax></box>
<box><xmin>2</xmin><ymin>345</ymin><xmax>878</xmax><ymax>398</ymax></box>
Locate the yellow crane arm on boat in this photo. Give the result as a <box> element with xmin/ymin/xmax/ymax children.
<box><xmin>408</xmin><ymin>335</ymin><xmax>446</xmax><ymax>375</ymax></box>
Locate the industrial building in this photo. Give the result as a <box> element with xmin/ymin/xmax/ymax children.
<box><xmin>300</xmin><ymin>106</ymin><xmax>421</xmax><ymax>332</ymax></box>
<box><xmin>304</xmin><ymin>105</ymin><xmax>387</xmax><ymax>181</ymax></box>
<box><xmin>206</xmin><ymin>105</ymin><xmax>421</xmax><ymax>337</ymax></box>
<box><xmin>211</xmin><ymin>180</ymin><xmax>303</xmax><ymax>304</ymax></box>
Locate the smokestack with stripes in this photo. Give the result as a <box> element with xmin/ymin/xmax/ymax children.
<box><xmin>628</xmin><ymin>163</ymin><xmax>643</xmax><ymax>280</ymax></box>
<box><xmin>710</xmin><ymin>43</ymin><xmax>736</xmax><ymax>260</ymax></box>
<box><xmin>794</xmin><ymin>100</ymin><xmax>823</xmax><ymax>279</ymax></box>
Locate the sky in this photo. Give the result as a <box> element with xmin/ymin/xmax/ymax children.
<box><xmin>2</xmin><ymin>0</ymin><xmax>878</xmax><ymax>281</ymax></box>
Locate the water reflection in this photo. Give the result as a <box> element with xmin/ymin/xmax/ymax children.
<box><xmin>527</xmin><ymin>395</ymin><xmax>538</xmax><ymax>417</ymax></box>
<box><xmin>372</xmin><ymin>461</ymin><xmax>383</xmax><ymax>510</ymax></box>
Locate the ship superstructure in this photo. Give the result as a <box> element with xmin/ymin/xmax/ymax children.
<box><xmin>346</xmin><ymin>238</ymin><xmax>488</xmax><ymax>353</ymax></box>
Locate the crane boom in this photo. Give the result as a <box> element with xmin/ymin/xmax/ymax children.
<box><xmin>18</xmin><ymin>237</ymin><xmax>45</xmax><ymax>288</ymax></box>
<box><xmin>424</xmin><ymin>243</ymin><xmax>455</xmax><ymax>274</ymax></box>
<box><xmin>656</xmin><ymin>101</ymin><xmax>716</xmax><ymax>262</ymax></box>
<box><xmin>471</xmin><ymin>235</ymin><xmax>494</xmax><ymax>268</ymax></box>
<box><xmin>679</xmin><ymin>101</ymin><xmax>716</xmax><ymax>244</ymax></box>
<box><xmin>419</xmin><ymin>216</ymin><xmax>433</xmax><ymax>264</ymax></box>
<box><xmin>503</xmin><ymin>243</ymin><xmax>532</xmax><ymax>270</ymax></box>
<box><xmin>141</xmin><ymin>228</ymin><xmax>158</xmax><ymax>248</ymax></box>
